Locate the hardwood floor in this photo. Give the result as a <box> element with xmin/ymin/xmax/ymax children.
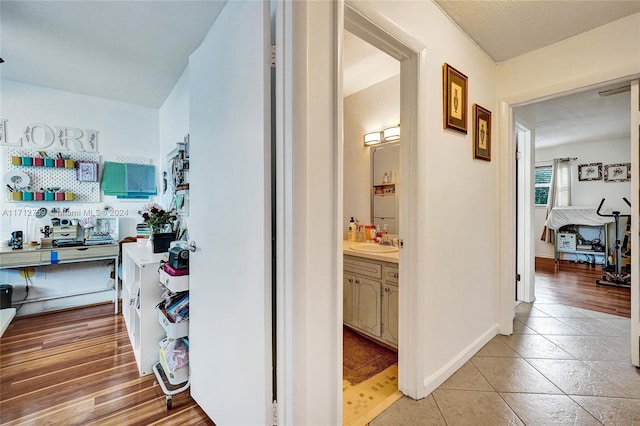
<box><xmin>0</xmin><ymin>303</ymin><xmax>214</xmax><ymax>426</ymax></box>
<box><xmin>535</xmin><ymin>257</ymin><xmax>631</xmax><ymax>317</ymax></box>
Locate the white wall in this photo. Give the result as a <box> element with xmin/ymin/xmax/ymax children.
<box><xmin>159</xmin><ymin>67</ymin><xmax>189</xmax><ymax>165</ymax></box>
<box><xmin>158</xmin><ymin>67</ymin><xmax>190</xmax><ymax>228</ymax></box>
<box><xmin>534</xmin><ymin>138</ymin><xmax>631</xmax><ymax>258</ymax></box>
<box><xmin>0</xmin><ymin>79</ymin><xmax>158</xmax><ymax>315</ymax></box>
<box><xmin>343</xmin><ymin>74</ymin><xmax>400</xmax><ymax>237</ymax></box>
<box><xmin>497</xmin><ymin>14</ymin><xmax>640</xmax><ymax>100</ymax></box>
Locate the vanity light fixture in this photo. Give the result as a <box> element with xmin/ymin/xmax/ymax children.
<box><xmin>364</xmin><ymin>131</ymin><xmax>382</xmax><ymax>146</ymax></box>
<box><xmin>382</xmin><ymin>125</ymin><xmax>400</xmax><ymax>141</ymax></box>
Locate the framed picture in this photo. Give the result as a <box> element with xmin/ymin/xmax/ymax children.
<box><xmin>442</xmin><ymin>63</ymin><xmax>468</xmax><ymax>134</ymax></box>
<box><xmin>578</xmin><ymin>163</ymin><xmax>602</xmax><ymax>181</ymax></box>
<box><xmin>604</xmin><ymin>163</ymin><xmax>630</xmax><ymax>182</ymax></box>
<box><xmin>472</xmin><ymin>104</ymin><xmax>491</xmax><ymax>161</ymax></box>
<box><xmin>77</xmin><ymin>162</ymin><xmax>99</xmax><ymax>182</ymax></box>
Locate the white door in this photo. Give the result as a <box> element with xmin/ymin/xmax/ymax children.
<box><xmin>188</xmin><ymin>1</ymin><xmax>272</xmax><ymax>424</ymax></box>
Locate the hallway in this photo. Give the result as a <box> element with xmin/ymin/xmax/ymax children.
<box><xmin>370</xmin><ymin>302</ymin><xmax>640</xmax><ymax>425</ymax></box>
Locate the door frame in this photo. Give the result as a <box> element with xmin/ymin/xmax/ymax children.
<box><xmin>630</xmin><ymin>79</ymin><xmax>639</xmax><ymax>367</ymax></box>
<box><xmin>344</xmin><ymin>2</ymin><xmax>424</xmax><ymax>399</ymax></box>
<box><xmin>514</xmin><ymin>119</ymin><xmax>535</xmax><ymax>303</ymax></box>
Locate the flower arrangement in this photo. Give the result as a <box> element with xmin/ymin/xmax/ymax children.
<box><xmin>139</xmin><ymin>202</ymin><xmax>177</xmax><ymax>233</ymax></box>
<box><xmin>78</xmin><ymin>216</ymin><xmax>95</xmax><ymax>230</ymax></box>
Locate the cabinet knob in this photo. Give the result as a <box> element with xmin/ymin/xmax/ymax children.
<box><xmin>348</xmin><ymin>278</ymin><xmax>353</xmax><ymax>283</ymax></box>
<box><xmin>385</xmin><ymin>287</ymin><xmax>391</xmax><ymax>293</ymax></box>
<box><xmin>355</xmin><ymin>279</ymin><xmax>360</xmax><ymax>284</ymax></box>
<box><xmin>394</xmin><ymin>273</ymin><xmax>399</xmax><ymax>278</ymax></box>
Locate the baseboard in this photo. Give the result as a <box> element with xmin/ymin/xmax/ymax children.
<box><xmin>421</xmin><ymin>323</ymin><xmax>498</xmax><ymax>397</ymax></box>
<box><xmin>535</xmin><ymin>254</ymin><xmax>554</xmax><ymax>259</ymax></box>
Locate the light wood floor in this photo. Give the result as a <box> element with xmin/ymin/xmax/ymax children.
<box><xmin>0</xmin><ymin>303</ymin><xmax>214</xmax><ymax>425</ymax></box>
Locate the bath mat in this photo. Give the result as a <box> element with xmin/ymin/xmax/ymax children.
<box><xmin>343</xmin><ymin>364</ymin><xmax>401</xmax><ymax>426</ymax></box>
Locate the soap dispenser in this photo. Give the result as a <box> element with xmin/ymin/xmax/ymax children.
<box><xmin>348</xmin><ymin>217</ymin><xmax>356</xmax><ymax>241</ymax></box>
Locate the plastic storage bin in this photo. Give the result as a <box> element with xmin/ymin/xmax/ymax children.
<box><xmin>158</xmin><ymin>337</ymin><xmax>189</xmax><ymax>385</ymax></box>
<box><xmin>158</xmin><ymin>308</ymin><xmax>189</xmax><ymax>339</ymax></box>
<box><xmin>558</xmin><ymin>233</ymin><xmax>577</xmax><ymax>251</ymax></box>
<box><xmin>158</xmin><ymin>268</ymin><xmax>189</xmax><ymax>292</ymax></box>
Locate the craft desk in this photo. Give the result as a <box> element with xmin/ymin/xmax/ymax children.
<box><xmin>0</xmin><ymin>244</ymin><xmax>119</xmax><ymax>314</ymax></box>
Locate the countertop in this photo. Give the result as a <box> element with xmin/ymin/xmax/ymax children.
<box><xmin>342</xmin><ymin>240</ymin><xmax>399</xmax><ymax>263</ymax></box>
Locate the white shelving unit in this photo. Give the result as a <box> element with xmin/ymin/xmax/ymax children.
<box><xmin>121</xmin><ymin>243</ymin><xmax>166</xmax><ymax>376</ymax></box>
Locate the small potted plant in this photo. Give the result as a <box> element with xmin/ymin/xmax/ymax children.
<box><xmin>139</xmin><ymin>203</ymin><xmax>177</xmax><ymax>253</ymax></box>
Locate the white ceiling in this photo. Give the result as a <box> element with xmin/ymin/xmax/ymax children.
<box><xmin>0</xmin><ymin>0</ymin><xmax>226</xmax><ymax>108</ymax></box>
<box><xmin>343</xmin><ymin>30</ymin><xmax>399</xmax><ymax>97</ymax></box>
<box><xmin>434</xmin><ymin>0</ymin><xmax>640</xmax><ymax>62</ymax></box>
<box><xmin>516</xmin><ymin>84</ymin><xmax>631</xmax><ymax>149</ymax></box>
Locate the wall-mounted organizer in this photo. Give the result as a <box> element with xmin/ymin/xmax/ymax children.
<box><xmin>3</xmin><ymin>147</ymin><xmax>100</xmax><ymax>202</ymax></box>
<box><xmin>101</xmin><ymin>156</ymin><xmax>155</xmax><ymax>200</ymax></box>
<box><xmin>163</xmin><ymin>135</ymin><xmax>189</xmax><ymax>215</ymax></box>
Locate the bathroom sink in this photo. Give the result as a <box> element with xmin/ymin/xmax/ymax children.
<box><xmin>349</xmin><ymin>243</ymin><xmax>398</xmax><ymax>253</ymax></box>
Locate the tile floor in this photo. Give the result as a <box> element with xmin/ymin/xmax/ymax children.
<box><xmin>370</xmin><ymin>302</ymin><xmax>640</xmax><ymax>425</ymax></box>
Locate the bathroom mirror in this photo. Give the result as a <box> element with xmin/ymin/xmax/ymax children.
<box><xmin>370</xmin><ymin>142</ymin><xmax>399</xmax><ymax>234</ymax></box>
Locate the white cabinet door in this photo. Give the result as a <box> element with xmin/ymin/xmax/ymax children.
<box><xmin>189</xmin><ymin>1</ymin><xmax>272</xmax><ymax>424</ymax></box>
<box><xmin>356</xmin><ymin>277</ymin><xmax>381</xmax><ymax>337</ymax></box>
<box><xmin>382</xmin><ymin>283</ymin><xmax>399</xmax><ymax>347</ymax></box>
<box><xmin>373</xmin><ymin>194</ymin><xmax>395</xmax><ymax>218</ymax></box>
<box><xmin>343</xmin><ymin>273</ymin><xmax>356</xmax><ymax>327</ymax></box>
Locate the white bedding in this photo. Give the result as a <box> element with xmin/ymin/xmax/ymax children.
<box><xmin>545</xmin><ymin>206</ymin><xmax>614</xmax><ymax>230</ymax></box>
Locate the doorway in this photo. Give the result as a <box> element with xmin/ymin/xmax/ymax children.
<box><xmin>513</xmin><ymin>84</ymin><xmax>633</xmax><ymax>316</ymax></box>
<box><xmin>341</xmin><ymin>2</ymin><xmax>424</xmax><ymax>417</ymax></box>
<box><xmin>342</xmin><ymin>28</ymin><xmax>401</xmax><ymax>423</ymax></box>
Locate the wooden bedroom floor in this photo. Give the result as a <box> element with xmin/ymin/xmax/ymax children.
<box><xmin>0</xmin><ymin>303</ymin><xmax>214</xmax><ymax>426</ymax></box>
<box><xmin>535</xmin><ymin>257</ymin><xmax>631</xmax><ymax>317</ymax></box>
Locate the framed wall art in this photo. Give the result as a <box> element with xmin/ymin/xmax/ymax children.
<box><xmin>472</xmin><ymin>104</ymin><xmax>491</xmax><ymax>161</ymax></box>
<box><xmin>578</xmin><ymin>163</ymin><xmax>602</xmax><ymax>181</ymax></box>
<box><xmin>604</xmin><ymin>163</ymin><xmax>631</xmax><ymax>182</ymax></box>
<box><xmin>442</xmin><ymin>63</ymin><xmax>468</xmax><ymax>134</ymax></box>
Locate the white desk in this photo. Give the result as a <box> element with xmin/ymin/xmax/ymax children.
<box><xmin>0</xmin><ymin>244</ymin><xmax>120</xmax><ymax>314</ymax></box>
<box><xmin>0</xmin><ymin>308</ymin><xmax>16</xmax><ymax>337</ymax></box>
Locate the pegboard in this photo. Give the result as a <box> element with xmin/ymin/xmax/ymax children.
<box><xmin>3</xmin><ymin>147</ymin><xmax>101</xmax><ymax>202</ymax></box>
<box><xmin>116</xmin><ymin>156</ymin><xmax>152</xmax><ymax>165</ymax></box>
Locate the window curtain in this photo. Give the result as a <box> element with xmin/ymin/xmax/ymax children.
<box><xmin>540</xmin><ymin>158</ymin><xmax>572</xmax><ymax>243</ymax></box>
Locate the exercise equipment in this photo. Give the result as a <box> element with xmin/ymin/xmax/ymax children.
<box><xmin>595</xmin><ymin>197</ymin><xmax>631</xmax><ymax>288</ymax></box>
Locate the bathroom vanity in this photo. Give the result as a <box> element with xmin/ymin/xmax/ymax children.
<box><xmin>343</xmin><ymin>241</ymin><xmax>398</xmax><ymax>349</ymax></box>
